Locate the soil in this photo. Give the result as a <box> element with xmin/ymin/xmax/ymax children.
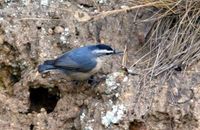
<box><xmin>0</xmin><ymin>0</ymin><xmax>200</xmax><ymax>130</ymax></box>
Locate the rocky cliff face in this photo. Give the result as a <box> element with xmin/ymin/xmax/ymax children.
<box><xmin>0</xmin><ymin>0</ymin><xmax>199</xmax><ymax>130</ymax></box>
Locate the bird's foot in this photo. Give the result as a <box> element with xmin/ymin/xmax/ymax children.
<box><xmin>88</xmin><ymin>75</ymin><xmax>106</xmax><ymax>87</ymax></box>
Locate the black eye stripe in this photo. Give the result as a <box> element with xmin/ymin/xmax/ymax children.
<box><xmin>96</xmin><ymin>44</ymin><xmax>113</xmax><ymax>51</ymax></box>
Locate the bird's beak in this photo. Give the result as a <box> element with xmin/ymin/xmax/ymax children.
<box><xmin>114</xmin><ymin>50</ymin><xmax>123</xmax><ymax>55</ymax></box>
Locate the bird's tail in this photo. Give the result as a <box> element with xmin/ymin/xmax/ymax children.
<box><xmin>38</xmin><ymin>60</ymin><xmax>56</xmax><ymax>73</ymax></box>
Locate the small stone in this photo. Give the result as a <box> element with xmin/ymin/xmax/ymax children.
<box><xmin>37</xmin><ymin>113</ymin><xmax>41</xmax><ymax>117</ymax></box>
<box><xmin>76</xmin><ymin>100</ymin><xmax>84</xmax><ymax>106</ymax></box>
<box><xmin>74</xmin><ymin>11</ymin><xmax>91</xmax><ymax>22</ymax></box>
<box><xmin>64</xmin><ymin>1</ymin><xmax>71</xmax><ymax>7</ymax></box>
<box><xmin>36</xmin><ymin>122</ymin><xmax>40</xmax><ymax>125</ymax></box>
<box><xmin>3</xmin><ymin>45</ymin><xmax>11</xmax><ymax>53</ymax></box>
<box><xmin>97</xmin><ymin>0</ymin><xmax>107</xmax><ymax>4</ymax></box>
<box><xmin>41</xmin><ymin>0</ymin><xmax>49</xmax><ymax>6</ymax></box>
<box><xmin>22</xmin><ymin>0</ymin><xmax>31</xmax><ymax>5</ymax></box>
<box><xmin>172</xmin><ymin>87</ymin><xmax>179</xmax><ymax>96</ymax></box>
<box><xmin>40</xmin><ymin>108</ymin><xmax>46</xmax><ymax>112</ymax></box>
<box><xmin>54</xmin><ymin>26</ymin><xmax>64</xmax><ymax>34</ymax></box>
<box><xmin>27</xmin><ymin>113</ymin><xmax>32</xmax><ymax>117</ymax></box>
<box><xmin>120</xmin><ymin>5</ymin><xmax>129</xmax><ymax>9</ymax></box>
<box><xmin>48</xmin><ymin>28</ymin><xmax>53</xmax><ymax>35</ymax></box>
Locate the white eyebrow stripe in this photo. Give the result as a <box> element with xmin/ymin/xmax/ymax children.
<box><xmin>92</xmin><ymin>49</ymin><xmax>114</xmax><ymax>54</ymax></box>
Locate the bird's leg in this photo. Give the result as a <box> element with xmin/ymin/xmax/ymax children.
<box><xmin>88</xmin><ymin>75</ymin><xmax>106</xmax><ymax>87</ymax></box>
<box><xmin>71</xmin><ymin>80</ymin><xmax>84</xmax><ymax>86</ymax></box>
<box><xmin>88</xmin><ymin>75</ymin><xmax>95</xmax><ymax>85</ymax></box>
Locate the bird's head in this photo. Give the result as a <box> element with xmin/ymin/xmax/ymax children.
<box><xmin>90</xmin><ymin>44</ymin><xmax>122</xmax><ymax>57</ymax></box>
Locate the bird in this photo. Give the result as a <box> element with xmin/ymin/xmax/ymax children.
<box><xmin>38</xmin><ymin>44</ymin><xmax>122</xmax><ymax>81</ymax></box>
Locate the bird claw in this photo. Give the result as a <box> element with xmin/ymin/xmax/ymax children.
<box><xmin>88</xmin><ymin>75</ymin><xmax>106</xmax><ymax>87</ymax></box>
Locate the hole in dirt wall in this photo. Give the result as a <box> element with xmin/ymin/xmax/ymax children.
<box><xmin>28</xmin><ymin>85</ymin><xmax>60</xmax><ymax>113</ymax></box>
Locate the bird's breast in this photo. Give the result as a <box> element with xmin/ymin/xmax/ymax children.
<box><xmin>68</xmin><ymin>58</ymin><xmax>103</xmax><ymax>80</ymax></box>
<box><xmin>90</xmin><ymin>57</ymin><xmax>103</xmax><ymax>74</ymax></box>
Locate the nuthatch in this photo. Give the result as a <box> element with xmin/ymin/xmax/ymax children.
<box><xmin>38</xmin><ymin>44</ymin><xmax>122</xmax><ymax>80</ymax></box>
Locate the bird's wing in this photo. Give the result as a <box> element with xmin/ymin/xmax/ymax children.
<box><xmin>54</xmin><ymin>51</ymin><xmax>97</xmax><ymax>72</ymax></box>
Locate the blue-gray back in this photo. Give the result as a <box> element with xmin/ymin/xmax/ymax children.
<box><xmin>54</xmin><ymin>47</ymin><xmax>97</xmax><ymax>72</ymax></box>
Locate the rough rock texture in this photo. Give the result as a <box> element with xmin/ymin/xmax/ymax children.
<box><xmin>0</xmin><ymin>0</ymin><xmax>200</xmax><ymax>130</ymax></box>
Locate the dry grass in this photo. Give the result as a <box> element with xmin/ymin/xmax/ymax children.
<box><xmin>89</xmin><ymin>0</ymin><xmax>200</xmax><ymax>80</ymax></box>
<box><xmin>123</xmin><ymin>0</ymin><xmax>200</xmax><ymax>110</ymax></box>
<box><xmin>129</xmin><ymin>0</ymin><xmax>200</xmax><ymax>79</ymax></box>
